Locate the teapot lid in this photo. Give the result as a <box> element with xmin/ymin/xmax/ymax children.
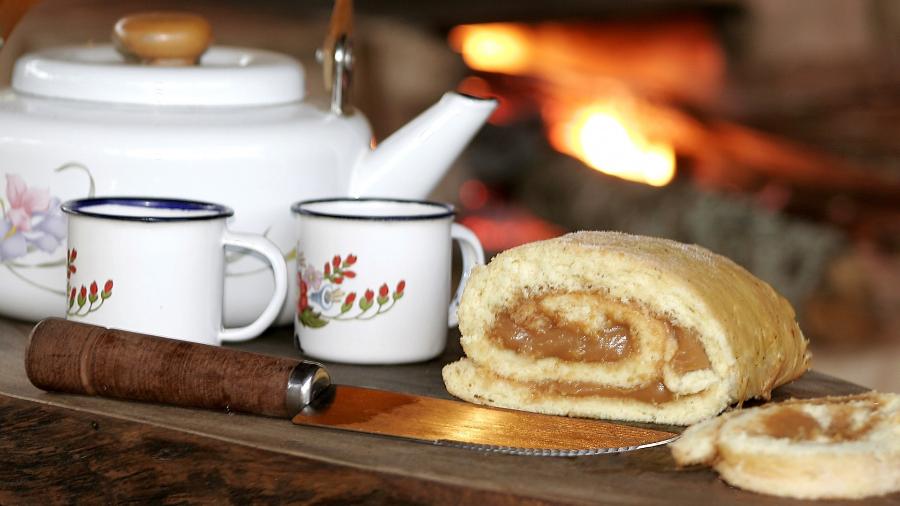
<box><xmin>12</xmin><ymin>44</ymin><xmax>305</xmax><ymax>107</ymax></box>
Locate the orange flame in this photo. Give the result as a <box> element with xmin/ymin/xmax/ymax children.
<box><xmin>451</xmin><ymin>22</ymin><xmax>683</xmax><ymax>187</ymax></box>
<box><xmin>449</xmin><ymin>24</ymin><xmax>532</xmax><ymax>74</ymax></box>
<box><xmin>547</xmin><ymin>104</ymin><xmax>676</xmax><ymax>187</ymax></box>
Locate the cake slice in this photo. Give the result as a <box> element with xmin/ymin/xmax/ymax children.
<box><xmin>442</xmin><ymin>231</ymin><xmax>810</xmax><ymax>425</ymax></box>
<box><xmin>671</xmin><ymin>392</ymin><xmax>900</xmax><ymax>499</ymax></box>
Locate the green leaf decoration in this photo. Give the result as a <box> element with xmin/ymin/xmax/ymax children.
<box><xmin>88</xmin><ymin>293</ymin><xmax>98</xmax><ymax>304</ymax></box>
<box><xmin>299</xmin><ymin>308</ymin><xmax>328</xmax><ymax>328</ymax></box>
<box><xmin>77</xmin><ymin>293</ymin><xmax>86</xmax><ymax>307</ymax></box>
<box><xmin>101</xmin><ymin>291</ymin><xmax>111</xmax><ymax>300</ymax></box>
<box><xmin>359</xmin><ymin>298</ymin><xmax>373</xmax><ymax>312</ymax></box>
<box><xmin>340</xmin><ymin>302</ymin><xmax>352</xmax><ymax>313</ymax></box>
<box><xmin>393</xmin><ymin>292</ymin><xmax>404</xmax><ymax>301</ymax></box>
<box><xmin>68</xmin><ymin>296</ymin><xmax>75</xmax><ymax>309</ymax></box>
<box><xmin>377</xmin><ymin>296</ymin><xmax>388</xmax><ymax>306</ymax></box>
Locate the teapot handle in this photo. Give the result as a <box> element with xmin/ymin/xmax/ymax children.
<box><xmin>316</xmin><ymin>0</ymin><xmax>354</xmax><ymax>115</ymax></box>
<box><xmin>1</xmin><ymin>0</ymin><xmax>42</xmax><ymax>43</ymax></box>
<box><xmin>113</xmin><ymin>12</ymin><xmax>213</xmax><ymax>66</ymax></box>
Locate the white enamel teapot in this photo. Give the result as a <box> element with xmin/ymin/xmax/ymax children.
<box><xmin>0</xmin><ymin>9</ymin><xmax>496</xmax><ymax>326</ymax></box>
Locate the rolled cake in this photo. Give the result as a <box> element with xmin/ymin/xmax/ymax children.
<box><xmin>670</xmin><ymin>392</ymin><xmax>900</xmax><ymax>499</ymax></box>
<box><xmin>442</xmin><ymin>231</ymin><xmax>810</xmax><ymax>425</ymax></box>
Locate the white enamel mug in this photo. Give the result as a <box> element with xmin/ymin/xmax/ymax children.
<box><xmin>60</xmin><ymin>197</ymin><xmax>287</xmax><ymax>345</ymax></box>
<box><xmin>291</xmin><ymin>198</ymin><xmax>485</xmax><ymax>364</ymax></box>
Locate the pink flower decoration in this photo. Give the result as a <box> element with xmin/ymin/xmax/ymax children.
<box><xmin>5</xmin><ymin>174</ymin><xmax>50</xmax><ymax>232</ymax></box>
<box><xmin>302</xmin><ymin>264</ymin><xmax>323</xmax><ymax>291</ymax></box>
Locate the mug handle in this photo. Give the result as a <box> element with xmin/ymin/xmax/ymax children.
<box><xmin>218</xmin><ymin>231</ymin><xmax>288</xmax><ymax>343</ymax></box>
<box><xmin>448</xmin><ymin>223</ymin><xmax>485</xmax><ymax>327</ymax></box>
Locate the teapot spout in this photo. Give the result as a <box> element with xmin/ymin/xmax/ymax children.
<box><xmin>349</xmin><ymin>92</ymin><xmax>498</xmax><ymax>198</ymax></box>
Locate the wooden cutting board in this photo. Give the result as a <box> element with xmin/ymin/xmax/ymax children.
<box><xmin>0</xmin><ymin>317</ymin><xmax>893</xmax><ymax>505</ymax></box>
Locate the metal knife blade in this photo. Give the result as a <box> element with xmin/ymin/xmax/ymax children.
<box><xmin>294</xmin><ymin>384</ymin><xmax>678</xmax><ymax>456</ymax></box>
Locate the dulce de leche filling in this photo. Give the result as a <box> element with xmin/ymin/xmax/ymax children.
<box><xmin>760</xmin><ymin>406</ymin><xmax>879</xmax><ymax>441</ymax></box>
<box><xmin>489</xmin><ymin>302</ymin><xmax>633</xmax><ymax>362</ymax></box>
<box><xmin>669</xmin><ymin>324</ymin><xmax>712</xmax><ymax>374</ymax></box>
<box><xmin>487</xmin><ymin>292</ymin><xmax>712</xmax><ymax>404</ymax></box>
<box><xmin>535</xmin><ymin>380</ymin><xmax>674</xmax><ymax>404</ymax></box>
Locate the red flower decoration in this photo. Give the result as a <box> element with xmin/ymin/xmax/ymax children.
<box><xmin>65</xmin><ymin>250</ymin><xmax>114</xmax><ymax>316</ymax></box>
<box><xmin>297</xmin><ymin>251</ymin><xmax>406</xmax><ymax>327</ymax></box>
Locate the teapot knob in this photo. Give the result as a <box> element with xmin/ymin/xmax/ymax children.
<box><xmin>113</xmin><ymin>12</ymin><xmax>212</xmax><ymax>66</ymax></box>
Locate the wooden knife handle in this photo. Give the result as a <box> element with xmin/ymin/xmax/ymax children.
<box><xmin>24</xmin><ymin>318</ymin><xmax>329</xmax><ymax>418</ymax></box>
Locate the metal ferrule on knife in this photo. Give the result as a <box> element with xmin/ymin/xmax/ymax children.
<box><xmin>285</xmin><ymin>361</ymin><xmax>333</xmax><ymax>416</ymax></box>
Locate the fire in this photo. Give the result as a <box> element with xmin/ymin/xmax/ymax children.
<box><xmin>449</xmin><ymin>21</ymin><xmax>708</xmax><ymax>187</ymax></box>
<box><xmin>448</xmin><ymin>24</ymin><xmax>531</xmax><ymax>74</ymax></box>
<box><xmin>547</xmin><ymin>104</ymin><xmax>676</xmax><ymax>187</ymax></box>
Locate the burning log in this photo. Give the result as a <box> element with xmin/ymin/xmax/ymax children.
<box><xmin>511</xmin><ymin>152</ymin><xmax>847</xmax><ymax>310</ymax></box>
<box><xmin>450</xmin><ymin>16</ymin><xmax>900</xmax><ymax>234</ymax></box>
<box><xmin>449</xmin><ymin>16</ymin><xmax>725</xmax><ymax>107</ymax></box>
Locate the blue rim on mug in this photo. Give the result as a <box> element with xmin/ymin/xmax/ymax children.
<box><xmin>61</xmin><ymin>197</ymin><xmax>234</xmax><ymax>222</ymax></box>
<box><xmin>291</xmin><ymin>197</ymin><xmax>455</xmax><ymax>221</ymax></box>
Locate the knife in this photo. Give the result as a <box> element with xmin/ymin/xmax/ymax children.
<box><xmin>24</xmin><ymin>318</ymin><xmax>678</xmax><ymax>456</ymax></box>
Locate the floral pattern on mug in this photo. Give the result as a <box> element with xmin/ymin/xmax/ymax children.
<box><xmin>65</xmin><ymin>248</ymin><xmax>114</xmax><ymax>317</ymax></box>
<box><xmin>296</xmin><ymin>252</ymin><xmax>405</xmax><ymax>328</ymax></box>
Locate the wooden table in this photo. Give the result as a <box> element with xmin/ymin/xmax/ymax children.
<box><xmin>1</xmin><ymin>317</ymin><xmax>897</xmax><ymax>505</ymax></box>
